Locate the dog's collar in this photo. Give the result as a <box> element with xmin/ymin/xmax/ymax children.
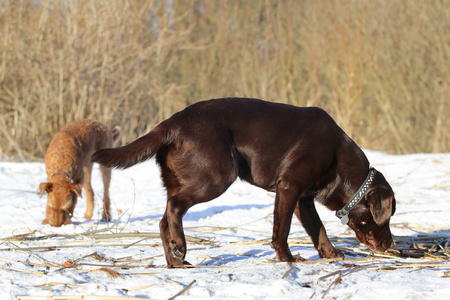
<box><xmin>336</xmin><ymin>167</ymin><xmax>376</xmax><ymax>225</ymax></box>
<box><xmin>50</xmin><ymin>171</ymin><xmax>71</xmax><ymax>181</ymax></box>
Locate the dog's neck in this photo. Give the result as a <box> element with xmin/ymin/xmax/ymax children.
<box><xmin>316</xmin><ymin>136</ymin><xmax>371</xmax><ymax>211</ymax></box>
<box><xmin>335</xmin><ymin>138</ymin><xmax>372</xmax><ymax>212</ymax></box>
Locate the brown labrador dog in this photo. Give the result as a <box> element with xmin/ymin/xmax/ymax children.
<box><xmin>40</xmin><ymin>120</ymin><xmax>121</xmax><ymax>227</ymax></box>
<box><xmin>92</xmin><ymin>98</ymin><xmax>396</xmax><ymax>268</ymax></box>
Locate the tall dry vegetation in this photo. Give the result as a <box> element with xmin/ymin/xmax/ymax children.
<box><xmin>0</xmin><ymin>0</ymin><xmax>448</xmax><ymax>160</ymax></box>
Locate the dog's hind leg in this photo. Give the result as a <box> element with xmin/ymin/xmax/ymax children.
<box><xmin>160</xmin><ymin>179</ymin><xmax>234</xmax><ymax>268</ymax></box>
<box><xmin>99</xmin><ymin>165</ymin><xmax>112</xmax><ymax>222</ymax></box>
<box><xmin>294</xmin><ymin>197</ymin><xmax>344</xmax><ymax>258</ymax></box>
<box><xmin>159</xmin><ymin>195</ymin><xmax>192</xmax><ymax>268</ymax></box>
<box><xmin>159</xmin><ymin>175</ymin><xmax>235</xmax><ymax>268</ymax></box>
<box><xmin>271</xmin><ymin>178</ymin><xmax>302</xmax><ymax>262</ymax></box>
<box><xmin>83</xmin><ymin>163</ymin><xmax>95</xmax><ymax>220</ymax></box>
<box><xmin>158</xmin><ymin>143</ymin><xmax>237</xmax><ymax>267</ymax></box>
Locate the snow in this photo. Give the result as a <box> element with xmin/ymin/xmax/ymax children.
<box><xmin>0</xmin><ymin>150</ymin><xmax>449</xmax><ymax>300</ymax></box>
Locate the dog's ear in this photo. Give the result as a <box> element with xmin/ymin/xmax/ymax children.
<box><xmin>70</xmin><ymin>183</ymin><xmax>83</xmax><ymax>198</ymax></box>
<box><xmin>39</xmin><ymin>182</ymin><xmax>53</xmax><ymax>198</ymax></box>
<box><xmin>367</xmin><ymin>188</ymin><xmax>394</xmax><ymax>226</ymax></box>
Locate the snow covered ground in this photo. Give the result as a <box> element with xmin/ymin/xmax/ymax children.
<box><xmin>0</xmin><ymin>150</ymin><xmax>449</xmax><ymax>300</ymax></box>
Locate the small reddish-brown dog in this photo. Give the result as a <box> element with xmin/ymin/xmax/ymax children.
<box><xmin>40</xmin><ymin>120</ymin><xmax>121</xmax><ymax>227</ymax></box>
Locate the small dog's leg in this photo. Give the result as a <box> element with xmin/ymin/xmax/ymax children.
<box><xmin>42</xmin><ymin>205</ymin><xmax>51</xmax><ymax>224</ymax></box>
<box><xmin>64</xmin><ymin>193</ymin><xmax>78</xmax><ymax>225</ymax></box>
<box><xmin>83</xmin><ymin>165</ymin><xmax>95</xmax><ymax>220</ymax></box>
<box><xmin>100</xmin><ymin>165</ymin><xmax>112</xmax><ymax>222</ymax></box>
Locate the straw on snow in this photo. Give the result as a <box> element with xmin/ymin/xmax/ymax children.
<box><xmin>2</xmin><ymin>224</ymin><xmax>447</xmax><ymax>300</ymax></box>
<box><xmin>1</xmin><ymin>218</ymin><xmax>448</xmax><ymax>294</ymax></box>
<box><xmin>2</xmin><ymin>226</ymin><xmax>448</xmax><ymax>261</ymax></box>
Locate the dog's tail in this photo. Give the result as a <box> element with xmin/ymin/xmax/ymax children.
<box><xmin>92</xmin><ymin>120</ymin><xmax>175</xmax><ymax>169</ymax></box>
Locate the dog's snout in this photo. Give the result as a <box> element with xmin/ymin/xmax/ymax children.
<box><xmin>367</xmin><ymin>239</ymin><xmax>376</xmax><ymax>250</ymax></box>
<box><xmin>374</xmin><ymin>236</ymin><xmax>393</xmax><ymax>252</ymax></box>
<box><xmin>382</xmin><ymin>237</ymin><xmax>394</xmax><ymax>250</ymax></box>
<box><xmin>49</xmin><ymin>220</ymin><xmax>63</xmax><ymax>227</ymax></box>
<box><xmin>48</xmin><ymin>210</ymin><xmax>68</xmax><ymax>227</ymax></box>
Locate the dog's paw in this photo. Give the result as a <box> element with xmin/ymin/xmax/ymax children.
<box><xmin>167</xmin><ymin>260</ymin><xmax>192</xmax><ymax>269</ymax></box>
<box><xmin>167</xmin><ymin>242</ymin><xmax>191</xmax><ymax>268</ymax></box>
<box><xmin>276</xmin><ymin>251</ymin><xmax>305</xmax><ymax>263</ymax></box>
<box><xmin>42</xmin><ymin>218</ymin><xmax>49</xmax><ymax>225</ymax></box>
<box><xmin>100</xmin><ymin>215</ymin><xmax>111</xmax><ymax>223</ymax></box>
<box><xmin>319</xmin><ymin>246</ymin><xmax>344</xmax><ymax>259</ymax></box>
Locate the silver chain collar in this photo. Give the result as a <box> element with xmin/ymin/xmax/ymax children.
<box><xmin>50</xmin><ymin>171</ymin><xmax>71</xmax><ymax>181</ymax></box>
<box><xmin>336</xmin><ymin>167</ymin><xmax>376</xmax><ymax>225</ymax></box>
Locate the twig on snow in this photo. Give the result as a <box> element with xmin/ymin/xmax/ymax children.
<box><xmin>168</xmin><ymin>279</ymin><xmax>197</xmax><ymax>300</ymax></box>
<box><xmin>322</xmin><ymin>272</ymin><xmax>342</xmax><ymax>299</ymax></box>
<box><xmin>0</xmin><ymin>264</ymin><xmax>46</xmax><ymax>276</ymax></box>
<box><xmin>78</xmin><ymin>267</ymin><xmax>122</xmax><ymax>278</ymax></box>
<box><xmin>282</xmin><ymin>262</ymin><xmax>296</xmax><ymax>279</ymax></box>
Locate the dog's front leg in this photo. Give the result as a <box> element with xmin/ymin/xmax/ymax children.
<box><xmin>64</xmin><ymin>193</ymin><xmax>78</xmax><ymax>225</ymax></box>
<box><xmin>271</xmin><ymin>181</ymin><xmax>302</xmax><ymax>262</ymax></box>
<box><xmin>160</xmin><ymin>197</ymin><xmax>191</xmax><ymax>268</ymax></box>
<box><xmin>294</xmin><ymin>197</ymin><xmax>344</xmax><ymax>258</ymax></box>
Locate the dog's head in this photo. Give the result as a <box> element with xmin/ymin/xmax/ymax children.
<box><xmin>39</xmin><ymin>181</ymin><xmax>82</xmax><ymax>227</ymax></box>
<box><xmin>347</xmin><ymin>170</ymin><xmax>396</xmax><ymax>252</ymax></box>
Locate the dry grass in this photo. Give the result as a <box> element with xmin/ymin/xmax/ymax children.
<box><xmin>2</xmin><ymin>224</ymin><xmax>448</xmax><ymax>263</ymax></box>
<box><xmin>0</xmin><ymin>0</ymin><xmax>449</xmax><ymax>159</ymax></box>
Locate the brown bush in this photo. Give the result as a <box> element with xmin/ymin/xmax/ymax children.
<box><xmin>0</xmin><ymin>0</ymin><xmax>448</xmax><ymax>160</ymax></box>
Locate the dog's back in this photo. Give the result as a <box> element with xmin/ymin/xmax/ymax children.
<box><xmin>45</xmin><ymin>120</ymin><xmax>119</xmax><ymax>178</ymax></box>
<box><xmin>93</xmin><ymin>98</ymin><xmax>349</xmax><ymax>190</ymax></box>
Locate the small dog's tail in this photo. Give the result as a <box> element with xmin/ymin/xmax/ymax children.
<box><xmin>92</xmin><ymin>120</ymin><xmax>175</xmax><ymax>169</ymax></box>
<box><xmin>111</xmin><ymin>126</ymin><xmax>122</xmax><ymax>144</ymax></box>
